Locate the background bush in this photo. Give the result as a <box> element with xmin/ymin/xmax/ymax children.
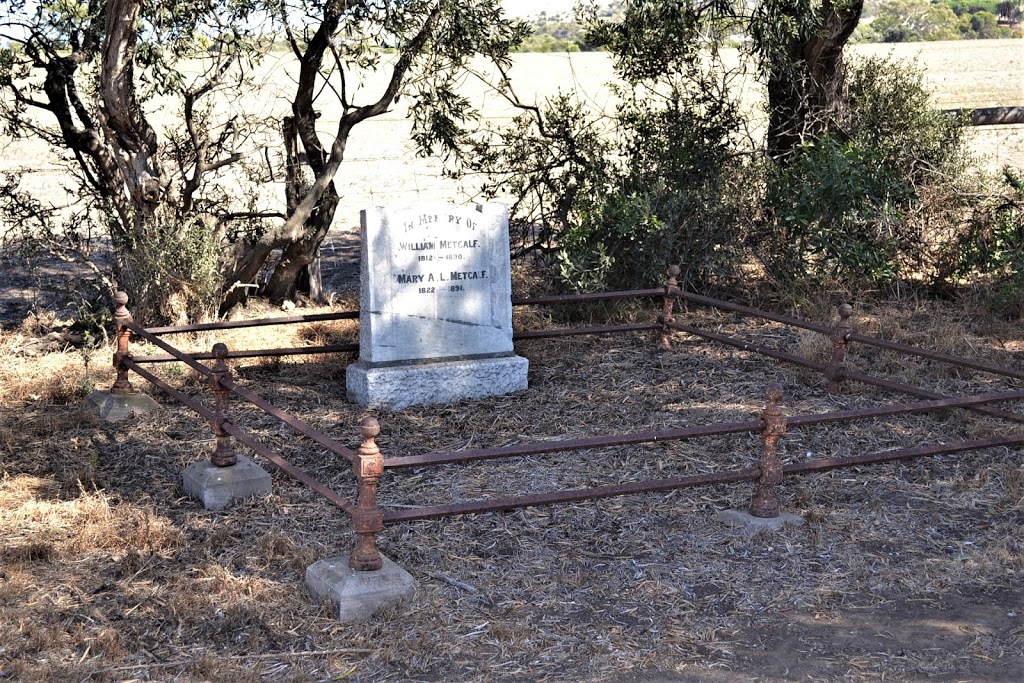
<box><xmin>757</xmin><ymin>57</ymin><xmax>974</xmax><ymax>292</ymax></box>
<box><xmin>556</xmin><ymin>76</ymin><xmax>746</xmax><ymax>292</ymax></box>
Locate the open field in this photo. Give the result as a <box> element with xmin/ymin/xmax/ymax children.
<box><xmin>2</xmin><ymin>40</ymin><xmax>1022</xmax><ymax>240</ymax></box>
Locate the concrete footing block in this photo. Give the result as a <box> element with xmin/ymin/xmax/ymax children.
<box><xmin>182</xmin><ymin>455</ymin><xmax>272</xmax><ymax>511</ymax></box>
<box><xmin>86</xmin><ymin>390</ymin><xmax>160</xmax><ymax>422</ymax></box>
<box><xmin>305</xmin><ymin>554</ymin><xmax>416</xmax><ymax>623</ymax></box>
<box><xmin>714</xmin><ymin>509</ymin><xmax>806</xmax><ymax>533</ymax></box>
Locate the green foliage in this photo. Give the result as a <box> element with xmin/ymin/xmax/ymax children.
<box><xmin>563</xmin><ymin>0</ymin><xmax>744</xmax><ymax>292</ymax></box>
<box><xmin>998</xmin><ymin>0</ymin><xmax>1024</xmax><ymax>20</ymax></box>
<box><xmin>763</xmin><ymin>136</ymin><xmax>910</xmax><ymax>285</ymax></box>
<box><xmin>844</xmin><ymin>57</ymin><xmax>967</xmax><ymax>181</ymax></box>
<box><xmin>947</xmin><ymin>169</ymin><xmax>1024</xmax><ymax>316</ymax></box>
<box><xmin>857</xmin><ymin>0</ymin><xmax>1023</xmax><ymax>41</ymax></box>
<box><xmin>114</xmin><ymin>215</ymin><xmax>223</xmax><ymax>323</ymax></box>
<box><xmin>958</xmin><ymin>9</ymin><xmax>1013</xmax><ymax>37</ymax></box>
<box><xmin>465</xmin><ymin>0</ymin><xmax>746</xmax><ymax>294</ymax></box>
<box><xmin>555</xmin><ymin>77</ymin><xmax>744</xmax><ymax>292</ymax></box>
<box><xmin>943</xmin><ymin>0</ymin><xmax>1002</xmax><ymax>15</ymax></box>
<box><xmin>584</xmin><ymin>0</ymin><xmax>735</xmax><ymax>82</ymax></box>
<box><xmin>759</xmin><ymin>57</ymin><xmax>970</xmax><ymax>290</ymax></box>
<box><xmin>747</xmin><ymin>0</ymin><xmax>821</xmax><ymax>76</ymax></box>
<box><xmin>516</xmin><ymin>16</ymin><xmax>591</xmax><ymax>52</ymax></box>
<box><xmin>858</xmin><ymin>0</ymin><xmax>960</xmax><ymax>41</ymax></box>
<box><xmin>517</xmin><ymin>33</ymin><xmax>583</xmax><ymax>52</ymax></box>
<box><xmin>1</xmin><ymin>0</ymin><xmax>530</xmax><ymax>323</ymax></box>
<box><xmin>464</xmin><ymin>93</ymin><xmax>612</xmax><ymax>260</ymax></box>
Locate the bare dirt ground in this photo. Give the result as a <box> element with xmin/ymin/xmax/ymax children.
<box><xmin>2</xmin><ymin>239</ymin><xmax>1024</xmax><ymax>681</ymax></box>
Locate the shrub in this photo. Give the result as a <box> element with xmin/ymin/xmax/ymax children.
<box><xmin>758</xmin><ymin>56</ymin><xmax>971</xmax><ymax>291</ymax></box>
<box><xmin>947</xmin><ymin>169</ymin><xmax>1024</xmax><ymax>316</ymax></box>
<box><xmin>468</xmin><ymin>71</ymin><xmax>748</xmax><ymax>294</ymax></box>
<box><xmin>556</xmin><ymin>78</ymin><xmax>746</xmax><ymax>292</ymax></box>
<box><xmin>761</xmin><ymin>135</ymin><xmax>911</xmax><ymax>287</ymax></box>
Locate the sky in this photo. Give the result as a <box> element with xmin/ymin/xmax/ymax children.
<box><xmin>501</xmin><ymin>0</ymin><xmax>578</xmax><ymax>17</ymax></box>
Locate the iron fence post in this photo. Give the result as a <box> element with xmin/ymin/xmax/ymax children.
<box><xmin>827</xmin><ymin>304</ymin><xmax>853</xmax><ymax>394</ymax></box>
<box><xmin>750</xmin><ymin>382</ymin><xmax>787</xmax><ymax>518</ymax></box>
<box><xmin>208</xmin><ymin>343</ymin><xmax>239</xmax><ymax>467</ymax></box>
<box><xmin>111</xmin><ymin>291</ymin><xmax>135</xmax><ymax>394</ymax></box>
<box><xmin>351</xmin><ymin>416</ymin><xmax>385</xmax><ymax>571</ymax></box>
<box><xmin>658</xmin><ymin>265</ymin><xmax>680</xmax><ymax>351</ymax></box>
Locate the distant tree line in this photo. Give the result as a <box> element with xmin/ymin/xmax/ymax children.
<box><xmin>513</xmin><ymin>0</ymin><xmax>1022</xmax><ymax>50</ymax></box>
<box><xmin>516</xmin><ymin>17</ymin><xmax>592</xmax><ymax>52</ymax></box>
<box><xmin>857</xmin><ymin>0</ymin><xmax>1023</xmax><ymax>42</ymax></box>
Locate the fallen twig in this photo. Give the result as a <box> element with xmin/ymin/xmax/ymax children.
<box><xmin>91</xmin><ymin>648</ymin><xmax>374</xmax><ymax>674</ymax></box>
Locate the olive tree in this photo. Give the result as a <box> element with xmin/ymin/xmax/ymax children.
<box><xmin>0</xmin><ymin>0</ymin><xmax>527</xmax><ymax>322</ymax></box>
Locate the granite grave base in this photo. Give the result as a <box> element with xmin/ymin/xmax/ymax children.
<box><xmin>347</xmin><ymin>355</ymin><xmax>528</xmax><ymax>410</ymax></box>
<box><xmin>86</xmin><ymin>389</ymin><xmax>160</xmax><ymax>422</ymax></box>
<box><xmin>182</xmin><ymin>455</ymin><xmax>273</xmax><ymax>511</ymax></box>
<box><xmin>714</xmin><ymin>508</ymin><xmax>806</xmax><ymax>533</ymax></box>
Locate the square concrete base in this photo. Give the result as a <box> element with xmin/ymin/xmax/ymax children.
<box><xmin>714</xmin><ymin>509</ymin><xmax>806</xmax><ymax>533</ymax></box>
<box><xmin>182</xmin><ymin>455</ymin><xmax>272</xmax><ymax>511</ymax></box>
<box><xmin>346</xmin><ymin>355</ymin><xmax>529</xmax><ymax>410</ymax></box>
<box><xmin>86</xmin><ymin>390</ymin><xmax>160</xmax><ymax>422</ymax></box>
<box><xmin>305</xmin><ymin>554</ymin><xmax>416</xmax><ymax>623</ymax></box>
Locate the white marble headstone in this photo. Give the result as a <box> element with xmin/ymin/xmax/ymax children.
<box><xmin>346</xmin><ymin>202</ymin><xmax>528</xmax><ymax>409</ymax></box>
<box><xmin>359</xmin><ymin>202</ymin><xmax>513</xmax><ymax>362</ymax></box>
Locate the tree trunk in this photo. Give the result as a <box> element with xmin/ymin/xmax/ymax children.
<box><xmin>261</xmin><ymin>115</ymin><xmax>336</xmax><ymax>304</ymax></box>
<box><xmin>764</xmin><ymin>0</ymin><xmax>864</xmax><ymax>160</ymax></box>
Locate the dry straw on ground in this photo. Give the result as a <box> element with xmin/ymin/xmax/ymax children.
<box><xmin>1</xmin><ymin>288</ymin><xmax>1023</xmax><ymax>683</ymax></box>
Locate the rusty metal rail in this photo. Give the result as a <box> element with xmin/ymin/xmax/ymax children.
<box><xmin>665</xmin><ymin>319</ymin><xmax>1024</xmax><ymax>425</ymax></box>
<box><xmin>133</xmin><ymin>342</ymin><xmax>358</xmax><ymax>364</ymax></box>
<box><xmin>513</xmin><ymin>322</ymin><xmax>660</xmax><ymax>340</ymax></box>
<box><xmin>143</xmin><ymin>310</ymin><xmax>359</xmax><ymax>336</ymax></box>
<box><xmin>383</xmin><ymin>431</ymin><xmax>1024</xmax><ymax>523</ymax></box>
<box><xmin>668</xmin><ymin>287</ymin><xmax>832</xmax><ymax>335</ymax></box>
<box><xmin>383</xmin><ymin>467</ymin><xmax>762</xmax><ymax>522</ymax></box>
<box><xmin>511</xmin><ymin>289</ymin><xmax>664</xmax><ymax>306</ymax></box>
<box><xmin>139</xmin><ymin>287</ymin><xmax>659</xmax><ymax>338</ymax></box>
<box><xmin>385</xmin><ymin>419</ymin><xmax>763</xmax><ymax>469</ymax></box>
<box><xmin>844</xmin><ymin>331</ymin><xmax>1024</xmax><ymax>382</ymax></box>
<box><xmin>128</xmin><ymin>281</ymin><xmax>1024</xmax><ymax>387</ymax></box>
<box><xmin>103</xmin><ymin>266</ymin><xmax>1024</xmax><ymax>574</ymax></box>
<box><xmin>665</xmin><ymin>285</ymin><xmax>1024</xmax><ymax>382</ymax></box>
<box><xmin>125</xmin><ymin>320</ymin><xmax>358</xmax><ymax>464</ymax></box>
<box><xmin>784</xmin><ymin>433</ymin><xmax>1024</xmax><ymax>474</ymax></box>
<box><xmin>123</xmin><ymin>357</ymin><xmax>355</xmax><ymax>513</ymax></box>
<box><xmin>386</xmin><ymin>386</ymin><xmax>1024</xmax><ymax>471</ymax></box>
<box><xmin>131</xmin><ymin>328</ymin><xmax>654</xmax><ymax>364</ymax></box>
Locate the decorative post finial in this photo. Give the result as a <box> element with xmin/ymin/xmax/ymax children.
<box><xmin>658</xmin><ymin>265</ymin><xmax>681</xmax><ymax>352</ymax></box>
<box><xmin>750</xmin><ymin>382</ymin><xmax>787</xmax><ymax>519</ymax></box>
<box><xmin>351</xmin><ymin>416</ymin><xmax>385</xmax><ymax>571</ymax></box>
<box><xmin>209</xmin><ymin>342</ymin><xmax>238</xmax><ymax>467</ymax></box>
<box><xmin>110</xmin><ymin>291</ymin><xmax>135</xmax><ymax>394</ymax></box>
<box><xmin>827</xmin><ymin>304</ymin><xmax>854</xmax><ymax>394</ymax></box>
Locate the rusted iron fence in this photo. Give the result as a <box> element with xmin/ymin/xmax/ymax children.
<box><xmin>108</xmin><ymin>267</ymin><xmax>1024</xmax><ymax>570</ymax></box>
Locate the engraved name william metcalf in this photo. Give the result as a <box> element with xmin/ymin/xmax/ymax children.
<box><xmin>397</xmin><ymin>239</ymin><xmax>480</xmax><ymax>251</ymax></box>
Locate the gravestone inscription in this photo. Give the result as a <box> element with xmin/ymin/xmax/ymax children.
<box><xmin>346</xmin><ymin>202</ymin><xmax>528</xmax><ymax>409</ymax></box>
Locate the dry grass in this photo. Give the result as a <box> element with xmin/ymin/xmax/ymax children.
<box><xmin>2</xmin><ymin>37</ymin><xmax>1022</xmax><ymax>683</ymax></box>
<box><xmin>2</xmin><ymin>289</ymin><xmax>1023</xmax><ymax>682</ymax></box>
